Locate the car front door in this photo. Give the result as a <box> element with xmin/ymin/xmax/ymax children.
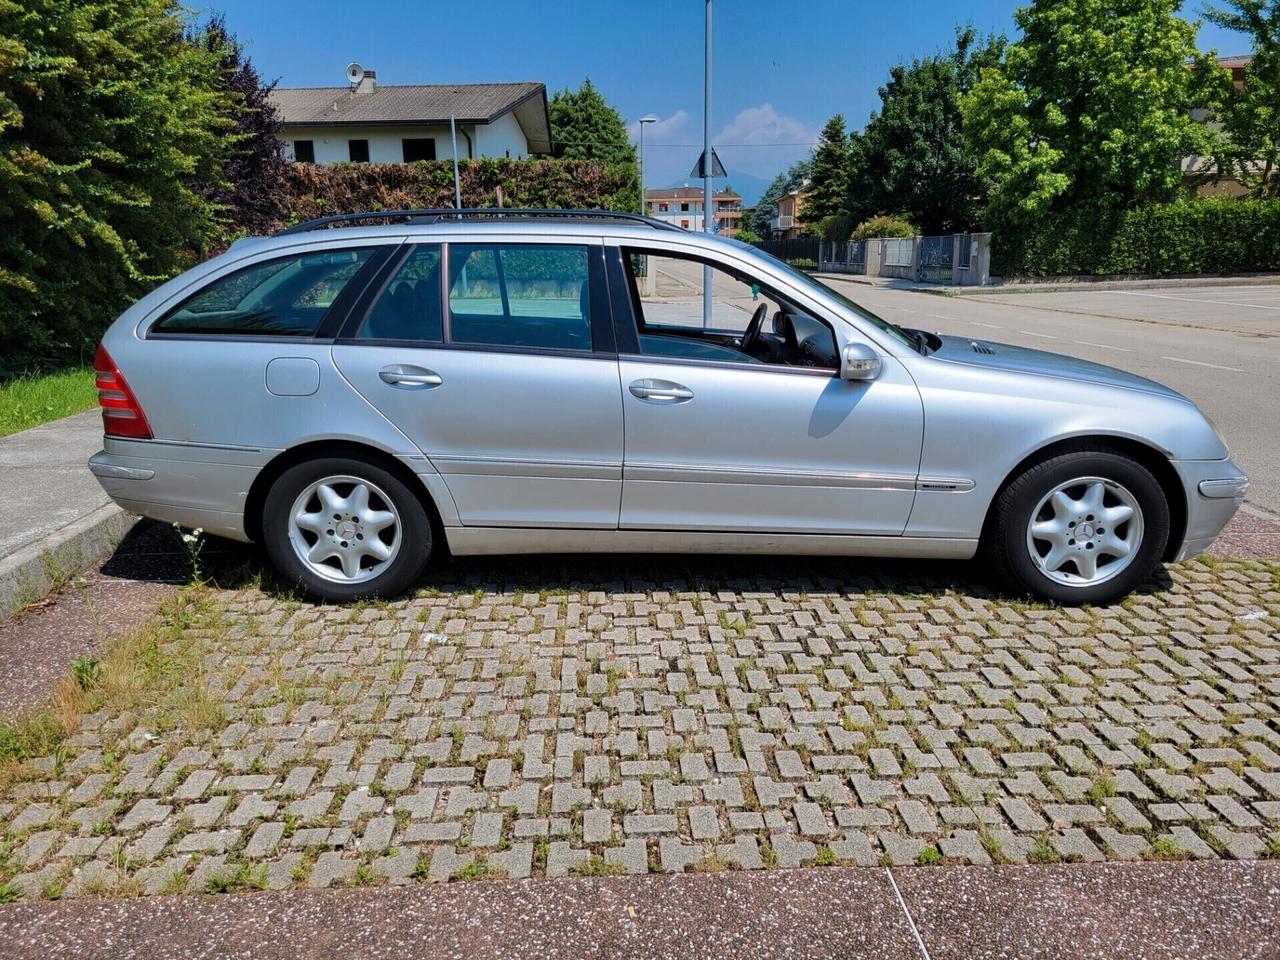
<box><xmin>611</xmin><ymin>244</ymin><xmax>923</xmax><ymax>535</ymax></box>
<box><xmin>331</xmin><ymin>239</ymin><xmax>624</xmax><ymax>529</ymax></box>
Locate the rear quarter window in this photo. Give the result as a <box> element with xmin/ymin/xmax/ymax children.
<box><xmin>152</xmin><ymin>248</ymin><xmax>375</xmax><ymax>337</ymax></box>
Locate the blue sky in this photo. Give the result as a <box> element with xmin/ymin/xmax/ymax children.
<box><xmin>200</xmin><ymin>0</ymin><xmax>1248</xmax><ymax>203</ymax></box>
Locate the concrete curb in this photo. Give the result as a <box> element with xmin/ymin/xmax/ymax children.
<box><xmin>0</xmin><ymin>504</ymin><xmax>137</xmax><ymax>622</ymax></box>
<box><xmin>925</xmin><ymin>273</ymin><xmax>1280</xmax><ymax>296</ymax></box>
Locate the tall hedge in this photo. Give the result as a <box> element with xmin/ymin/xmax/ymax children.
<box><xmin>992</xmin><ymin>198</ymin><xmax>1280</xmax><ymax>277</ymax></box>
<box><xmin>0</xmin><ymin>0</ymin><xmax>233</xmax><ymax>371</ymax></box>
<box><xmin>273</xmin><ymin>157</ymin><xmax>640</xmax><ymax>232</ymax></box>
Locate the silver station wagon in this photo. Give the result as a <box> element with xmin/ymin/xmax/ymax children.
<box><xmin>89</xmin><ymin>209</ymin><xmax>1247</xmax><ymax>604</ymax></box>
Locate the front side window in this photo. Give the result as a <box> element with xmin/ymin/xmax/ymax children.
<box><xmin>623</xmin><ymin>249</ymin><xmax>839</xmax><ymax>369</ymax></box>
<box><xmin>359</xmin><ymin>245</ymin><xmax>442</xmax><ymax>342</ymax></box>
<box><xmin>447</xmin><ymin>243</ymin><xmax>592</xmax><ymax>352</ymax></box>
<box><xmin>153</xmin><ymin>248</ymin><xmax>375</xmax><ymax>337</ymax></box>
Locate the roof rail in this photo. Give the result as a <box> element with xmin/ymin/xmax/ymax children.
<box><xmin>276</xmin><ymin>208</ymin><xmax>683</xmax><ymax>236</ymax></box>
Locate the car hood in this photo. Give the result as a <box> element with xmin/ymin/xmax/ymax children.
<box><xmin>927</xmin><ymin>334</ymin><xmax>1189</xmax><ymax>401</ymax></box>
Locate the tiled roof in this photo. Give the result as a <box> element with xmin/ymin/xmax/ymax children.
<box><xmin>646</xmin><ymin>186</ymin><xmax>742</xmax><ymax>200</ymax></box>
<box><xmin>270</xmin><ymin>81</ymin><xmax>545</xmax><ymax>126</ymax></box>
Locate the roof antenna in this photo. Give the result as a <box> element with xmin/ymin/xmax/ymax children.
<box><xmin>345</xmin><ymin>62</ymin><xmax>363</xmax><ymax>88</ymax></box>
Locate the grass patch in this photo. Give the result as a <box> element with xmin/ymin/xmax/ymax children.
<box><xmin>0</xmin><ymin>367</ymin><xmax>96</xmax><ymax>437</ymax></box>
<box><xmin>0</xmin><ymin>591</ymin><xmax>228</xmax><ymax>783</ymax></box>
<box><xmin>916</xmin><ymin>845</ymin><xmax>942</xmax><ymax>866</ymax></box>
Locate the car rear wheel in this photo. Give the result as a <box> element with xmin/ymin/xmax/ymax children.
<box><xmin>987</xmin><ymin>450</ymin><xmax>1170</xmax><ymax>605</ymax></box>
<box><xmin>263</xmin><ymin>457</ymin><xmax>431</xmax><ymax>602</ymax></box>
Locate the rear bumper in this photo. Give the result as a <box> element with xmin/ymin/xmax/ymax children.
<box><xmin>1170</xmin><ymin>457</ymin><xmax>1248</xmax><ymax>562</ymax></box>
<box><xmin>88</xmin><ymin>440</ymin><xmax>264</xmax><ymax>542</ymax></box>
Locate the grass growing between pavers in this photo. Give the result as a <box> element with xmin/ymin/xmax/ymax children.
<box><xmin>1</xmin><ymin>552</ymin><xmax>1279</xmax><ymax>900</ymax></box>
<box><xmin>0</xmin><ymin>367</ymin><xmax>95</xmax><ymax>438</ymax></box>
<box><xmin>0</xmin><ymin>591</ymin><xmax>229</xmax><ymax>781</ymax></box>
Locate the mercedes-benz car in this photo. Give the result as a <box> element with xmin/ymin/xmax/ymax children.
<box><xmin>88</xmin><ymin>209</ymin><xmax>1247</xmax><ymax>604</ymax></box>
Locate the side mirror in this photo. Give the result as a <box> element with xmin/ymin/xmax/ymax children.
<box><xmin>840</xmin><ymin>343</ymin><xmax>882</xmax><ymax>381</ymax></box>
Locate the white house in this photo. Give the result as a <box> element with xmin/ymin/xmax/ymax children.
<box><xmin>270</xmin><ymin>67</ymin><xmax>552</xmax><ymax>164</ymax></box>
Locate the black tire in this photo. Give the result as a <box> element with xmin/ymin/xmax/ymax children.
<box><xmin>262</xmin><ymin>456</ymin><xmax>432</xmax><ymax>602</ymax></box>
<box><xmin>986</xmin><ymin>450</ymin><xmax>1170</xmax><ymax>605</ymax></box>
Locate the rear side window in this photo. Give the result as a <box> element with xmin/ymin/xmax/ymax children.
<box><xmin>358</xmin><ymin>245</ymin><xmax>442</xmax><ymax>342</ymax></box>
<box><xmin>153</xmin><ymin>248</ymin><xmax>375</xmax><ymax>337</ymax></box>
<box><xmin>447</xmin><ymin>243</ymin><xmax>592</xmax><ymax>352</ymax></box>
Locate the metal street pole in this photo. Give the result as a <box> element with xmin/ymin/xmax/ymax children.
<box><xmin>702</xmin><ymin>0</ymin><xmax>713</xmax><ymax>329</ymax></box>
<box><xmin>639</xmin><ymin>115</ymin><xmax>657</xmax><ymax>216</ymax></box>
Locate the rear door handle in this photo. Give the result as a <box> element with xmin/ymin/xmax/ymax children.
<box><xmin>629</xmin><ymin>378</ymin><xmax>693</xmax><ymax>402</ymax></box>
<box><xmin>379</xmin><ymin>364</ymin><xmax>443</xmax><ymax>388</ymax></box>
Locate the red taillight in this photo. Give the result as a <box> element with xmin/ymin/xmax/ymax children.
<box><xmin>93</xmin><ymin>343</ymin><xmax>152</xmax><ymax>439</ymax></box>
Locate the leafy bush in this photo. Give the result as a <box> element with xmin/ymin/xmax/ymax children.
<box><xmin>0</xmin><ymin>0</ymin><xmax>235</xmax><ymax>372</ymax></box>
<box><xmin>820</xmin><ymin>213</ymin><xmax>854</xmax><ymax>242</ymax></box>
<box><xmin>852</xmin><ymin>215</ymin><xmax>916</xmax><ymax>240</ymax></box>
<box><xmin>274</xmin><ymin>157</ymin><xmax>640</xmax><ymax>233</ymax></box>
<box><xmin>785</xmin><ymin>258</ymin><xmax>818</xmax><ymax>270</ymax></box>
<box><xmin>993</xmin><ymin>198</ymin><xmax>1280</xmax><ymax>277</ymax></box>
<box><xmin>733</xmin><ymin>228</ymin><xmax>763</xmax><ymax>245</ymax></box>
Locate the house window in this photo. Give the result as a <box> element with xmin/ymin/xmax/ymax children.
<box><xmin>680</xmin><ymin>219</ymin><xmax>690</xmax><ymax>229</ymax></box>
<box><xmin>658</xmin><ymin>203</ymin><xmax>668</xmax><ymax>212</ymax></box>
<box><xmin>402</xmin><ymin>138</ymin><xmax>436</xmax><ymax>162</ymax></box>
<box><xmin>680</xmin><ymin>202</ymin><xmax>690</xmax><ymax>212</ymax></box>
<box><xmin>348</xmin><ymin>139</ymin><xmax>370</xmax><ymax>163</ymax></box>
<box><xmin>292</xmin><ymin>140</ymin><xmax>315</xmax><ymax>163</ymax></box>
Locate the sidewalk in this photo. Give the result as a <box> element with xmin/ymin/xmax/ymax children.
<box><xmin>3</xmin><ymin>861</ymin><xmax>1277</xmax><ymax>960</ymax></box>
<box><xmin>812</xmin><ymin>271</ymin><xmax>1280</xmax><ymax>297</ymax></box>
<box><xmin>0</xmin><ymin>410</ymin><xmax>134</xmax><ymax>619</ymax></box>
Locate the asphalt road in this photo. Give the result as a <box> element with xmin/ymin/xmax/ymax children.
<box><xmin>822</xmin><ymin>278</ymin><xmax>1280</xmax><ymax>515</ymax></box>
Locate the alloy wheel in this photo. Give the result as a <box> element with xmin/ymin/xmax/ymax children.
<box><xmin>287</xmin><ymin>474</ymin><xmax>402</xmax><ymax>584</ymax></box>
<box><xmin>1025</xmin><ymin>476</ymin><xmax>1144</xmax><ymax>588</ymax></box>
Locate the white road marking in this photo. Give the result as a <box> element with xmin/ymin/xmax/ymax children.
<box><xmin>1161</xmin><ymin>355</ymin><xmax>1244</xmax><ymax>372</ymax></box>
<box><xmin>1074</xmin><ymin>339</ymin><xmax>1132</xmax><ymax>352</ymax></box>
<box><xmin>1114</xmin><ymin>290</ymin><xmax>1280</xmax><ymax>311</ymax></box>
<box><xmin>1018</xmin><ymin>330</ymin><xmax>1058</xmax><ymax>339</ymax></box>
<box><xmin>968</xmin><ymin>321</ymin><xmax>1001</xmax><ymax>329</ymax></box>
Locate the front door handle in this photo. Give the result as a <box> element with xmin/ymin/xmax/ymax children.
<box><xmin>379</xmin><ymin>364</ymin><xmax>443</xmax><ymax>388</ymax></box>
<box><xmin>629</xmin><ymin>378</ymin><xmax>694</xmax><ymax>402</ymax></box>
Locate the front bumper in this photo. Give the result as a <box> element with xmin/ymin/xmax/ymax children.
<box><xmin>1170</xmin><ymin>457</ymin><xmax>1248</xmax><ymax>562</ymax></box>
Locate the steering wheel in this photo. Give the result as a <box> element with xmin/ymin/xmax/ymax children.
<box><xmin>740</xmin><ymin>303</ymin><xmax>769</xmax><ymax>354</ymax></box>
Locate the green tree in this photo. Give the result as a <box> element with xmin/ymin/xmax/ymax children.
<box><xmin>1203</xmin><ymin>0</ymin><xmax>1280</xmax><ymax>196</ymax></box>
<box><xmin>0</xmin><ymin>0</ymin><xmax>234</xmax><ymax>370</ymax></box>
<box><xmin>960</xmin><ymin>0</ymin><xmax>1215</xmax><ymax>230</ymax></box>
<box><xmin>750</xmin><ymin>158</ymin><xmax>812</xmax><ymax>238</ymax></box>
<box><xmin>548</xmin><ymin>78</ymin><xmax>637</xmax><ymax>211</ymax></box>
<box><xmin>847</xmin><ymin>28</ymin><xmax>1004</xmax><ymax>233</ymax></box>
<box><xmin>549</xmin><ymin>79</ymin><xmax>636</xmax><ymax>166</ymax></box>
<box><xmin>805</xmin><ymin>114</ymin><xmax>851</xmax><ymax>223</ymax></box>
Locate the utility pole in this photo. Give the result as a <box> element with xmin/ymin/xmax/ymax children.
<box><xmin>639</xmin><ymin>115</ymin><xmax>657</xmax><ymax>216</ymax></box>
<box><xmin>702</xmin><ymin>0</ymin><xmax>713</xmax><ymax>329</ymax></box>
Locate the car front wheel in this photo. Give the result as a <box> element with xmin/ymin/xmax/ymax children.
<box><xmin>262</xmin><ymin>457</ymin><xmax>432</xmax><ymax>602</ymax></box>
<box><xmin>987</xmin><ymin>450</ymin><xmax>1170</xmax><ymax>605</ymax></box>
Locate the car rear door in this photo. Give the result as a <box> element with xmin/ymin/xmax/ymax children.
<box><xmin>331</xmin><ymin>238</ymin><xmax>624</xmax><ymax>529</ymax></box>
<box><xmin>609</xmin><ymin>243</ymin><xmax>924</xmax><ymax>535</ymax></box>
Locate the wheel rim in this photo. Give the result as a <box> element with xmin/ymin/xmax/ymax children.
<box><xmin>1025</xmin><ymin>476</ymin><xmax>1144</xmax><ymax>588</ymax></box>
<box><xmin>288</xmin><ymin>474</ymin><xmax>402</xmax><ymax>584</ymax></box>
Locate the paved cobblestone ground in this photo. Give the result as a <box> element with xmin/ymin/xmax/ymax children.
<box><xmin>2</xmin><ymin>554</ymin><xmax>1278</xmax><ymax>900</ymax></box>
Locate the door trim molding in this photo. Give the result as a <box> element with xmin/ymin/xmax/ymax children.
<box><xmin>445</xmin><ymin>526</ymin><xmax>977</xmax><ymax>560</ymax></box>
<box><xmin>625</xmin><ymin>461</ymin><xmax>919</xmax><ymax>490</ymax></box>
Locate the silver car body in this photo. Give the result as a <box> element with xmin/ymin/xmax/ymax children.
<box><xmin>89</xmin><ymin>219</ymin><xmax>1246</xmax><ymax>567</ymax></box>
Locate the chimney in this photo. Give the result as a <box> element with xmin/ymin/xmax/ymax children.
<box><xmin>355</xmin><ymin>69</ymin><xmax>377</xmax><ymax>94</ymax></box>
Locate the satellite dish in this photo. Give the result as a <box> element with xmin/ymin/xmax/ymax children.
<box><xmin>345</xmin><ymin>62</ymin><xmax>363</xmax><ymax>85</ymax></box>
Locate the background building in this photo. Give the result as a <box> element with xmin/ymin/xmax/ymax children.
<box><xmin>270</xmin><ymin>67</ymin><xmax>552</xmax><ymax>165</ymax></box>
<box><xmin>772</xmin><ymin>185</ymin><xmax>810</xmax><ymax>239</ymax></box>
<box><xmin>645</xmin><ymin>186</ymin><xmax>743</xmax><ymax>235</ymax></box>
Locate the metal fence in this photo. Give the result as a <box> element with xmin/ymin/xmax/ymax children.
<box><xmin>756</xmin><ymin>237</ymin><xmax>821</xmax><ymax>264</ymax></box>
<box><xmin>882</xmin><ymin>238</ymin><xmax>913</xmax><ymax>268</ymax></box>
<box><xmin>818</xmin><ymin>240</ymin><xmax>867</xmax><ymax>272</ymax></box>
<box><xmin>919</xmin><ymin>235</ymin><xmax>955</xmax><ymax>283</ymax></box>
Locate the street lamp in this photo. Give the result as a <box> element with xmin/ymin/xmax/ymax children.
<box><xmin>638</xmin><ymin>115</ymin><xmax>657</xmax><ymax>216</ymax></box>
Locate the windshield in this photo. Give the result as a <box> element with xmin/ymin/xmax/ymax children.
<box><xmin>741</xmin><ymin>245</ymin><xmax>921</xmax><ymax>353</ymax></box>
